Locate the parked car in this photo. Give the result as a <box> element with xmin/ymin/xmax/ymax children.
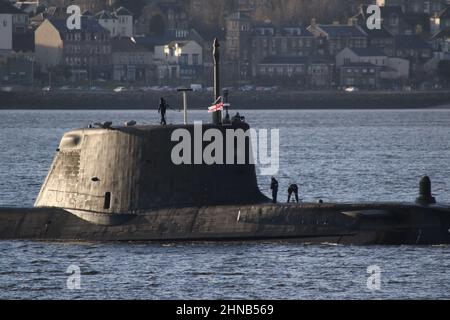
<box><xmin>1</xmin><ymin>86</ymin><xmax>13</xmax><ymax>92</ymax></box>
<box><xmin>42</xmin><ymin>86</ymin><xmax>52</xmax><ymax>92</ymax></box>
<box><xmin>113</xmin><ymin>86</ymin><xmax>126</xmax><ymax>93</ymax></box>
<box><xmin>344</xmin><ymin>86</ymin><xmax>358</xmax><ymax>93</ymax></box>
<box><xmin>239</xmin><ymin>85</ymin><xmax>254</xmax><ymax>91</ymax></box>
<box><xmin>191</xmin><ymin>84</ymin><xmax>203</xmax><ymax>92</ymax></box>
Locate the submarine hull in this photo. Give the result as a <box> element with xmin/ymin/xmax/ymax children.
<box><xmin>1</xmin><ymin>203</ymin><xmax>449</xmax><ymax>245</ymax></box>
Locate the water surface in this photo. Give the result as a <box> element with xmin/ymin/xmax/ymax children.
<box><xmin>0</xmin><ymin>109</ymin><xmax>449</xmax><ymax>299</ymax></box>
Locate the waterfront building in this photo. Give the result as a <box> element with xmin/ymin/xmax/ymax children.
<box><xmin>0</xmin><ymin>1</ymin><xmax>29</xmax><ymax>52</ymax></box>
<box><xmin>35</xmin><ymin>17</ymin><xmax>111</xmax><ymax>80</ymax></box>
<box><xmin>307</xmin><ymin>21</ymin><xmax>368</xmax><ymax>55</ymax></box>
<box><xmin>430</xmin><ymin>28</ymin><xmax>450</xmax><ymax>60</ymax></box>
<box><xmin>336</xmin><ymin>47</ymin><xmax>409</xmax><ymax>88</ymax></box>
<box><xmin>135</xmin><ymin>1</ymin><xmax>189</xmax><ymax>37</ymax></box>
<box><xmin>225</xmin><ymin>11</ymin><xmax>252</xmax><ymax>82</ymax></box>
<box><xmin>249</xmin><ymin>24</ymin><xmax>316</xmax><ymax>77</ymax></box>
<box><xmin>112</xmin><ymin>37</ymin><xmax>154</xmax><ymax>82</ymax></box>
<box><xmin>255</xmin><ymin>55</ymin><xmax>334</xmax><ymax>88</ymax></box>
<box><xmin>95</xmin><ymin>7</ymin><xmax>133</xmax><ymax>38</ymax></box>
<box><xmin>339</xmin><ymin>62</ymin><xmax>381</xmax><ymax>89</ymax></box>
<box><xmin>154</xmin><ymin>40</ymin><xmax>203</xmax><ymax>82</ymax></box>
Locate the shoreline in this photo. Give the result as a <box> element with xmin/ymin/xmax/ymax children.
<box><xmin>1</xmin><ymin>90</ymin><xmax>450</xmax><ymax>110</ymax></box>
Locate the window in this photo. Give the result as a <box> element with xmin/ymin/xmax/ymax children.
<box><xmin>287</xmin><ymin>66</ymin><xmax>294</xmax><ymax>75</ymax></box>
<box><xmin>180</xmin><ymin>54</ymin><xmax>188</xmax><ymax>65</ymax></box>
<box><xmin>3</xmin><ymin>20</ymin><xmax>7</xmax><ymax>27</ymax></box>
<box><xmin>192</xmin><ymin>54</ymin><xmax>199</xmax><ymax>65</ymax></box>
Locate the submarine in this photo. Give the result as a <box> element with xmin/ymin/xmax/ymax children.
<box><xmin>1</xmin><ymin>39</ymin><xmax>450</xmax><ymax>245</ymax></box>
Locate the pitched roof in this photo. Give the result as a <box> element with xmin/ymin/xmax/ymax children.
<box><xmin>280</xmin><ymin>26</ymin><xmax>314</xmax><ymax>37</ymax></box>
<box><xmin>96</xmin><ymin>10</ymin><xmax>115</xmax><ymax>20</ymax></box>
<box><xmin>318</xmin><ymin>25</ymin><xmax>367</xmax><ymax>37</ymax></box>
<box><xmin>48</xmin><ymin>18</ymin><xmax>108</xmax><ymax>34</ymax></box>
<box><xmin>115</xmin><ymin>7</ymin><xmax>132</xmax><ymax>16</ymax></box>
<box><xmin>259</xmin><ymin>56</ymin><xmax>308</xmax><ymax>65</ymax></box>
<box><xmin>394</xmin><ymin>35</ymin><xmax>431</xmax><ymax>50</ymax></box>
<box><xmin>15</xmin><ymin>2</ymin><xmax>38</xmax><ymax>14</ymax></box>
<box><xmin>439</xmin><ymin>6</ymin><xmax>450</xmax><ymax>19</ymax></box>
<box><xmin>0</xmin><ymin>1</ymin><xmax>24</xmax><ymax>14</ymax></box>
<box><xmin>350</xmin><ymin>47</ymin><xmax>387</xmax><ymax>56</ymax></box>
<box><xmin>378</xmin><ymin>5</ymin><xmax>404</xmax><ymax>16</ymax></box>
<box><xmin>431</xmin><ymin>28</ymin><xmax>450</xmax><ymax>39</ymax></box>
<box><xmin>252</xmin><ymin>25</ymin><xmax>314</xmax><ymax>37</ymax></box>
<box><xmin>167</xmin><ymin>40</ymin><xmax>193</xmax><ymax>48</ymax></box>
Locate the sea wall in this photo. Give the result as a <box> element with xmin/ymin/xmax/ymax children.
<box><xmin>1</xmin><ymin>90</ymin><xmax>450</xmax><ymax>109</ymax></box>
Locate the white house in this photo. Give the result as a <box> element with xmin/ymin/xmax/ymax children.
<box><xmin>96</xmin><ymin>10</ymin><xmax>117</xmax><ymax>37</ymax></box>
<box><xmin>382</xmin><ymin>57</ymin><xmax>410</xmax><ymax>79</ymax></box>
<box><xmin>95</xmin><ymin>7</ymin><xmax>133</xmax><ymax>38</ymax></box>
<box><xmin>1</xmin><ymin>1</ymin><xmax>29</xmax><ymax>52</ymax></box>
<box><xmin>0</xmin><ymin>14</ymin><xmax>13</xmax><ymax>51</ymax></box>
<box><xmin>154</xmin><ymin>40</ymin><xmax>203</xmax><ymax>80</ymax></box>
<box><xmin>336</xmin><ymin>47</ymin><xmax>409</xmax><ymax>80</ymax></box>
<box><xmin>336</xmin><ymin>47</ymin><xmax>388</xmax><ymax>67</ymax></box>
<box><xmin>114</xmin><ymin>7</ymin><xmax>133</xmax><ymax>38</ymax></box>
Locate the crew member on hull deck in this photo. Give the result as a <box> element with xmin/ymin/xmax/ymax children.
<box><xmin>270</xmin><ymin>177</ymin><xmax>279</xmax><ymax>203</ymax></box>
<box><xmin>158</xmin><ymin>97</ymin><xmax>168</xmax><ymax>125</ymax></box>
<box><xmin>288</xmin><ymin>184</ymin><xmax>299</xmax><ymax>203</ymax></box>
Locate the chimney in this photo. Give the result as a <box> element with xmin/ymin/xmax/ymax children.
<box><xmin>333</xmin><ymin>20</ymin><xmax>340</xmax><ymax>25</ymax></box>
<box><xmin>311</xmin><ymin>18</ymin><xmax>317</xmax><ymax>28</ymax></box>
<box><xmin>348</xmin><ymin>18</ymin><xmax>356</xmax><ymax>26</ymax></box>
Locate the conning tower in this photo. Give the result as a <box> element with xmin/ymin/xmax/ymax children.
<box><xmin>35</xmin><ymin>39</ymin><xmax>267</xmax><ymax>218</ymax></box>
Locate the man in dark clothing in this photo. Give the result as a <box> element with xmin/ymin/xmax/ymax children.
<box><xmin>288</xmin><ymin>184</ymin><xmax>299</xmax><ymax>203</ymax></box>
<box><xmin>270</xmin><ymin>177</ymin><xmax>279</xmax><ymax>203</ymax></box>
<box><xmin>158</xmin><ymin>97</ymin><xmax>168</xmax><ymax>125</ymax></box>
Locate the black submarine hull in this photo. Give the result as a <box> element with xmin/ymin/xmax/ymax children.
<box><xmin>1</xmin><ymin>202</ymin><xmax>450</xmax><ymax>245</ymax></box>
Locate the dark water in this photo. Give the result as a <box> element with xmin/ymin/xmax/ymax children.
<box><xmin>0</xmin><ymin>109</ymin><xmax>450</xmax><ymax>299</ymax></box>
